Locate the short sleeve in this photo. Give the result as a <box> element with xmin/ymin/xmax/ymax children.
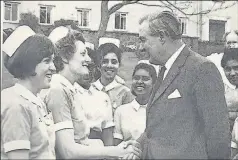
<box><xmin>46</xmin><ymin>86</ymin><xmax>74</xmax><ymax>132</ymax></box>
<box><xmin>113</xmin><ymin>107</ymin><xmax>123</xmax><ymax>140</ymax></box>
<box><xmin>101</xmin><ymin>94</ymin><xmax>115</xmax><ymax>129</ymax></box>
<box><xmin>231</xmin><ymin>119</ymin><xmax>238</xmax><ymax>149</ymax></box>
<box><xmin>1</xmin><ymin>103</ymin><xmax>31</xmax><ymax>152</ymax></box>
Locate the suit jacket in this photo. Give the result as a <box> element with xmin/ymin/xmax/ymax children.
<box><xmin>139</xmin><ymin>46</ymin><xmax>230</xmax><ymax>159</ymax></box>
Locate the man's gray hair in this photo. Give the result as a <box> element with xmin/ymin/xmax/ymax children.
<box><xmin>139</xmin><ymin>11</ymin><xmax>182</xmax><ymax>40</ymax></box>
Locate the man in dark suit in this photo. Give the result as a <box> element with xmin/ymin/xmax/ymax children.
<box><xmin>124</xmin><ymin>11</ymin><xmax>230</xmax><ymax>159</ymax></box>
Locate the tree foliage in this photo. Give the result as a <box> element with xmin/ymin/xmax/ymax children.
<box><xmin>19</xmin><ymin>12</ymin><xmax>41</xmax><ymax>33</ymax></box>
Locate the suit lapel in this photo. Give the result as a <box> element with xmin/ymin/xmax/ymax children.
<box><xmin>148</xmin><ymin>46</ymin><xmax>190</xmax><ymax>109</ymax></box>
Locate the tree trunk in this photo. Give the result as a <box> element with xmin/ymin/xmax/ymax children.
<box><xmin>95</xmin><ymin>1</ymin><xmax>109</xmax><ymax>49</ymax></box>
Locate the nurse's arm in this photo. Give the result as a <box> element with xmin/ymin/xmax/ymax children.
<box><xmin>46</xmin><ymin>87</ymin><xmax>139</xmax><ymax>159</ymax></box>
<box><xmin>113</xmin><ymin>107</ymin><xmax>124</xmax><ymax>146</ymax></box>
<box><xmin>56</xmin><ymin>128</ymin><xmax>131</xmax><ymax>159</ymax></box>
<box><xmin>1</xmin><ymin>101</ymin><xmax>32</xmax><ymax>159</ymax></box>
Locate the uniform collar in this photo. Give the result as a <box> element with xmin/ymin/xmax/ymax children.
<box><xmin>74</xmin><ymin>82</ymin><xmax>92</xmax><ymax>94</ymax></box>
<box><xmin>132</xmin><ymin>99</ymin><xmax>147</xmax><ymax>112</ymax></box>
<box><xmin>165</xmin><ymin>44</ymin><xmax>185</xmax><ymax>73</ymax></box>
<box><xmin>51</xmin><ymin>74</ymin><xmax>75</xmax><ymax>93</ymax></box>
<box><xmin>14</xmin><ymin>83</ymin><xmax>43</xmax><ymax>107</ymax></box>
<box><xmin>93</xmin><ymin>79</ymin><xmax>121</xmax><ymax>92</ymax></box>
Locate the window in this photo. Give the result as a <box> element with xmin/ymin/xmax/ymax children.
<box><xmin>4</xmin><ymin>2</ymin><xmax>18</xmax><ymax>22</ymax></box>
<box><xmin>209</xmin><ymin>19</ymin><xmax>226</xmax><ymax>42</ymax></box>
<box><xmin>179</xmin><ymin>18</ymin><xmax>187</xmax><ymax>35</ymax></box>
<box><xmin>115</xmin><ymin>12</ymin><xmax>127</xmax><ymax>30</ymax></box>
<box><xmin>77</xmin><ymin>9</ymin><xmax>90</xmax><ymax>27</ymax></box>
<box><xmin>40</xmin><ymin>6</ymin><xmax>52</xmax><ymax>24</ymax></box>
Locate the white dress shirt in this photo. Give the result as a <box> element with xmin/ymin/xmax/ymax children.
<box><xmin>164</xmin><ymin>43</ymin><xmax>186</xmax><ymax>79</ymax></box>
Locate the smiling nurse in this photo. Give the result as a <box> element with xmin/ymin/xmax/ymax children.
<box><xmin>1</xmin><ymin>26</ymin><xmax>56</xmax><ymax>159</ymax></box>
<box><xmin>44</xmin><ymin>26</ymin><xmax>141</xmax><ymax>159</ymax></box>
<box><xmin>93</xmin><ymin>43</ymin><xmax>134</xmax><ymax>116</ymax></box>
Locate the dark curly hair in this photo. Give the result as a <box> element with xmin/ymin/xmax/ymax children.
<box><xmin>97</xmin><ymin>43</ymin><xmax>122</xmax><ymax>67</ymax></box>
<box><xmin>53</xmin><ymin>28</ymin><xmax>86</xmax><ymax>73</ymax></box>
<box><xmin>221</xmin><ymin>48</ymin><xmax>238</xmax><ymax>68</ymax></box>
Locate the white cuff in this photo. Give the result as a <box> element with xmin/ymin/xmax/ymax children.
<box><xmin>54</xmin><ymin>121</ymin><xmax>74</xmax><ymax>132</ymax></box>
<box><xmin>113</xmin><ymin>133</ymin><xmax>123</xmax><ymax>140</ymax></box>
<box><xmin>4</xmin><ymin>140</ymin><xmax>30</xmax><ymax>152</ymax></box>
<box><xmin>231</xmin><ymin>141</ymin><xmax>238</xmax><ymax>148</ymax></box>
<box><xmin>102</xmin><ymin>121</ymin><xmax>115</xmax><ymax>129</ymax></box>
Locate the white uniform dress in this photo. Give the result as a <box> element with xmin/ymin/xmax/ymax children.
<box><xmin>1</xmin><ymin>83</ymin><xmax>55</xmax><ymax>159</ymax></box>
<box><xmin>114</xmin><ymin>99</ymin><xmax>146</xmax><ymax>141</ymax></box>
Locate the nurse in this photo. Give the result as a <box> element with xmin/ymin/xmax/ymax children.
<box><xmin>74</xmin><ymin>47</ymin><xmax>114</xmax><ymax>146</ymax></box>
<box><xmin>93</xmin><ymin>43</ymin><xmax>134</xmax><ymax>115</ymax></box>
<box><xmin>1</xmin><ymin>26</ymin><xmax>56</xmax><ymax>159</ymax></box>
<box><xmin>114</xmin><ymin>63</ymin><xmax>156</xmax><ymax>145</ymax></box>
<box><xmin>45</xmin><ymin>26</ymin><xmax>141</xmax><ymax>159</ymax></box>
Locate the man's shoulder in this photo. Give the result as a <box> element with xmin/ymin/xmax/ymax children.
<box><xmin>186</xmin><ymin>50</ymin><xmax>215</xmax><ymax>69</ymax></box>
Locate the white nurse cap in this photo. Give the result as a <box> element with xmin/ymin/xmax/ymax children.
<box><xmin>48</xmin><ymin>26</ymin><xmax>69</xmax><ymax>44</ymax></box>
<box><xmin>3</xmin><ymin>25</ymin><xmax>35</xmax><ymax>57</ymax></box>
<box><xmin>99</xmin><ymin>37</ymin><xmax>120</xmax><ymax>48</ymax></box>
<box><xmin>226</xmin><ymin>30</ymin><xmax>238</xmax><ymax>48</ymax></box>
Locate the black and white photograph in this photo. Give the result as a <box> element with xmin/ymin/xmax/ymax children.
<box><xmin>1</xmin><ymin>1</ymin><xmax>238</xmax><ymax>159</ymax></box>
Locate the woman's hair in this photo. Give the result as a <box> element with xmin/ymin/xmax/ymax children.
<box><xmin>86</xmin><ymin>47</ymin><xmax>101</xmax><ymax>80</ymax></box>
<box><xmin>97</xmin><ymin>43</ymin><xmax>122</xmax><ymax>67</ymax></box>
<box><xmin>221</xmin><ymin>48</ymin><xmax>238</xmax><ymax>68</ymax></box>
<box><xmin>53</xmin><ymin>29</ymin><xmax>85</xmax><ymax>72</ymax></box>
<box><xmin>4</xmin><ymin>34</ymin><xmax>55</xmax><ymax>79</ymax></box>
<box><xmin>131</xmin><ymin>63</ymin><xmax>157</xmax><ymax>96</ymax></box>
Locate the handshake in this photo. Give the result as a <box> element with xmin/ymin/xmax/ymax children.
<box><xmin>117</xmin><ymin>140</ymin><xmax>142</xmax><ymax>159</ymax></box>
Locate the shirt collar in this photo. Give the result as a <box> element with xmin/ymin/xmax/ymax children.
<box><xmin>74</xmin><ymin>82</ymin><xmax>91</xmax><ymax>94</ymax></box>
<box><xmin>51</xmin><ymin>74</ymin><xmax>75</xmax><ymax>93</ymax></box>
<box><xmin>93</xmin><ymin>79</ymin><xmax>121</xmax><ymax>92</ymax></box>
<box><xmin>14</xmin><ymin>83</ymin><xmax>43</xmax><ymax>107</ymax></box>
<box><xmin>165</xmin><ymin>44</ymin><xmax>186</xmax><ymax>72</ymax></box>
<box><xmin>131</xmin><ymin>99</ymin><xmax>147</xmax><ymax>112</ymax></box>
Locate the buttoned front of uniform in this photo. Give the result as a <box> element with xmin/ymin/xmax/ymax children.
<box><xmin>114</xmin><ymin>99</ymin><xmax>146</xmax><ymax>141</ymax></box>
<box><xmin>92</xmin><ymin>79</ymin><xmax>134</xmax><ymax>116</ymax></box>
<box><xmin>74</xmin><ymin>83</ymin><xmax>114</xmax><ymax>132</ymax></box>
<box><xmin>1</xmin><ymin>83</ymin><xmax>55</xmax><ymax>159</ymax></box>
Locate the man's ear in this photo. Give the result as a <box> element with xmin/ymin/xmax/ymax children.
<box><xmin>157</xmin><ymin>31</ymin><xmax>166</xmax><ymax>45</ymax></box>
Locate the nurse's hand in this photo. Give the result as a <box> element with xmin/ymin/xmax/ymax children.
<box><xmin>118</xmin><ymin>141</ymin><xmax>142</xmax><ymax>159</ymax></box>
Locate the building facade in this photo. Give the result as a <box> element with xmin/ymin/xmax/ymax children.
<box><xmin>2</xmin><ymin>1</ymin><xmax>238</xmax><ymax>41</ymax></box>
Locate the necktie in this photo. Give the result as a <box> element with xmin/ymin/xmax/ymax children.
<box><xmin>148</xmin><ymin>66</ymin><xmax>166</xmax><ymax>106</ymax></box>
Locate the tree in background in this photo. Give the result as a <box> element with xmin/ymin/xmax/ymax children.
<box><xmin>96</xmin><ymin>0</ymin><xmax>237</xmax><ymax>48</ymax></box>
<box><xmin>19</xmin><ymin>12</ymin><xmax>42</xmax><ymax>33</ymax></box>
